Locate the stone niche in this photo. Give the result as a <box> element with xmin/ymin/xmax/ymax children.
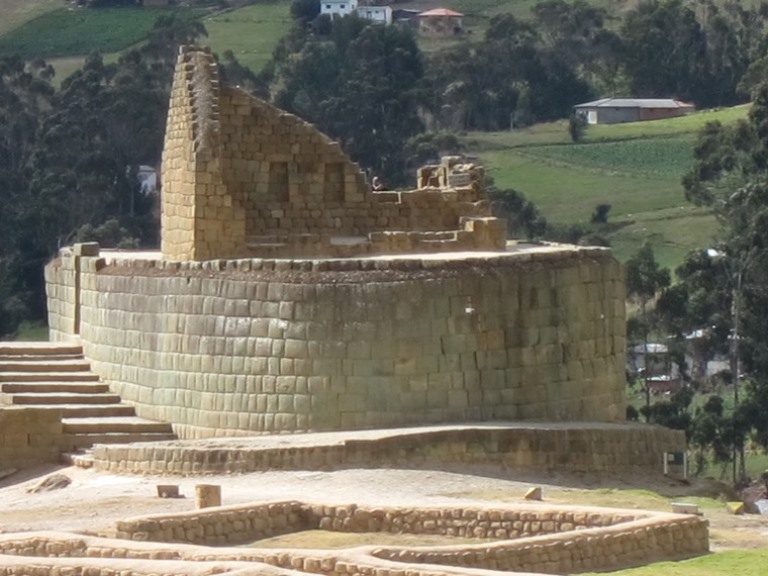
<box><xmin>160</xmin><ymin>46</ymin><xmax>506</xmax><ymax>261</ymax></box>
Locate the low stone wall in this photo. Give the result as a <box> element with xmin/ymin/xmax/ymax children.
<box><xmin>91</xmin><ymin>423</ymin><xmax>685</xmax><ymax>476</ymax></box>
<box><xmin>0</xmin><ymin>407</ymin><xmax>63</xmax><ymax>468</ymax></box>
<box><xmin>109</xmin><ymin>500</ymin><xmax>709</xmax><ymax>575</ymax></box>
<box><xmin>0</xmin><ymin>531</ymin><xmax>533</xmax><ymax>576</ymax></box>
<box><xmin>373</xmin><ymin>513</ymin><xmax>709</xmax><ymax>575</ymax></box>
<box><xmin>114</xmin><ymin>500</ymin><xmax>638</xmax><ymax>546</ymax></box>
<box><xmin>116</xmin><ymin>501</ymin><xmax>308</xmax><ymax>545</ymax></box>
<box><xmin>46</xmin><ymin>244</ymin><xmax>627</xmax><ymax>439</ymax></box>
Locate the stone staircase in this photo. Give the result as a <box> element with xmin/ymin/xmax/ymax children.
<box><xmin>0</xmin><ymin>342</ymin><xmax>176</xmax><ymax>450</ymax></box>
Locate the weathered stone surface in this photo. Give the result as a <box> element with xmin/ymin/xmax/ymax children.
<box><xmin>46</xmin><ymin>246</ymin><xmax>627</xmax><ymax>438</ymax></box>
<box><xmin>160</xmin><ymin>46</ymin><xmax>505</xmax><ymax>261</ymax></box>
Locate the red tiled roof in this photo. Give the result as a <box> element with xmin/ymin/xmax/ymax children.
<box><xmin>419</xmin><ymin>8</ymin><xmax>464</xmax><ymax>17</ymax></box>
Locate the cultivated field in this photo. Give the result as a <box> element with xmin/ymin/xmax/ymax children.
<box><xmin>467</xmin><ymin>106</ymin><xmax>750</xmax><ymax>269</ymax></box>
<box><xmin>0</xmin><ymin>6</ymin><xmax>190</xmax><ymax>59</ymax></box>
<box><xmin>0</xmin><ymin>0</ymin><xmax>60</xmax><ymax>36</ymax></box>
<box><xmin>202</xmin><ymin>1</ymin><xmax>291</xmax><ymax>74</ymax></box>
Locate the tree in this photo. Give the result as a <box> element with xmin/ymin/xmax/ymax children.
<box><xmin>674</xmin><ymin>84</ymin><xmax>768</xmax><ymax>482</ymax></box>
<box><xmin>625</xmin><ymin>243</ymin><xmax>671</xmax><ymax>418</ymax></box>
<box><xmin>620</xmin><ymin>0</ymin><xmax>708</xmax><ymax>103</ymax></box>
<box><xmin>488</xmin><ymin>188</ymin><xmax>549</xmax><ymax>240</ymax></box>
<box><xmin>0</xmin><ymin>14</ymin><xmax>209</xmax><ymax>334</ymax></box>
<box><xmin>290</xmin><ymin>0</ymin><xmax>320</xmax><ymax>22</ymax></box>
<box><xmin>268</xmin><ymin>16</ymin><xmax>426</xmax><ymax>184</ymax></box>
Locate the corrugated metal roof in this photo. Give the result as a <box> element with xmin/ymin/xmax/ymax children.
<box><xmin>631</xmin><ymin>343</ymin><xmax>669</xmax><ymax>354</ymax></box>
<box><xmin>419</xmin><ymin>8</ymin><xmax>464</xmax><ymax>17</ymax></box>
<box><xmin>574</xmin><ymin>98</ymin><xmax>694</xmax><ymax>109</ymax></box>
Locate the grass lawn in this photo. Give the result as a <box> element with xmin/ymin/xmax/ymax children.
<box><xmin>202</xmin><ymin>2</ymin><xmax>292</xmax><ymax>74</ymax></box>
<box><xmin>0</xmin><ymin>6</ymin><xmax>194</xmax><ymax>59</ymax></box>
<box><xmin>583</xmin><ymin>549</ymin><xmax>768</xmax><ymax>576</ymax></box>
<box><xmin>13</xmin><ymin>321</ymin><xmax>49</xmax><ymax>342</ymax></box>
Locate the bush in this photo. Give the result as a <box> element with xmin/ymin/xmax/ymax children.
<box><xmin>568</xmin><ymin>113</ymin><xmax>587</xmax><ymax>142</ymax></box>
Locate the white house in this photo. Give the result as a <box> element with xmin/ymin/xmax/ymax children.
<box><xmin>356</xmin><ymin>5</ymin><xmax>392</xmax><ymax>25</ymax></box>
<box><xmin>320</xmin><ymin>0</ymin><xmax>358</xmax><ymax>18</ymax></box>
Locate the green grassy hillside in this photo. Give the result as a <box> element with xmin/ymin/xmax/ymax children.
<box><xmin>467</xmin><ymin>106</ymin><xmax>749</xmax><ymax>268</ymax></box>
<box><xmin>202</xmin><ymin>2</ymin><xmax>291</xmax><ymax>73</ymax></box>
<box><xmin>0</xmin><ymin>6</ymin><xmax>193</xmax><ymax>59</ymax></box>
<box><xmin>0</xmin><ymin>0</ymin><xmax>61</xmax><ymax>36</ymax></box>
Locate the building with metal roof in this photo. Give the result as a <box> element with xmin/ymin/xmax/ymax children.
<box><xmin>574</xmin><ymin>98</ymin><xmax>695</xmax><ymax>125</ymax></box>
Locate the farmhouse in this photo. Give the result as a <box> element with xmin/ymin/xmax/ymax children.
<box><xmin>418</xmin><ymin>7</ymin><xmax>464</xmax><ymax>35</ymax></box>
<box><xmin>357</xmin><ymin>4</ymin><xmax>392</xmax><ymax>25</ymax></box>
<box><xmin>574</xmin><ymin>97</ymin><xmax>695</xmax><ymax>125</ymax></box>
<box><xmin>320</xmin><ymin>0</ymin><xmax>358</xmax><ymax>18</ymax></box>
<box><xmin>320</xmin><ymin>0</ymin><xmax>392</xmax><ymax>24</ymax></box>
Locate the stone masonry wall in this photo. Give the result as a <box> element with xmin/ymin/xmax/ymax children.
<box><xmin>0</xmin><ymin>407</ymin><xmax>63</xmax><ymax>468</ymax></box>
<box><xmin>160</xmin><ymin>46</ymin><xmax>505</xmax><ymax>261</ymax></box>
<box><xmin>0</xmin><ymin>501</ymin><xmax>710</xmax><ymax>576</ymax></box>
<box><xmin>46</xmin><ymin>244</ymin><xmax>626</xmax><ymax>438</ymax></box>
<box><xmin>109</xmin><ymin>501</ymin><xmax>709</xmax><ymax>575</ymax></box>
<box><xmin>91</xmin><ymin>424</ymin><xmax>685</xmax><ymax>476</ymax></box>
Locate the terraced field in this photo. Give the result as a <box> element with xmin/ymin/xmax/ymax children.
<box><xmin>468</xmin><ymin>106</ymin><xmax>749</xmax><ymax>268</ymax></box>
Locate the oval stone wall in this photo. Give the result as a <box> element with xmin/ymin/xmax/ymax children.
<box><xmin>45</xmin><ymin>246</ymin><xmax>626</xmax><ymax>438</ymax></box>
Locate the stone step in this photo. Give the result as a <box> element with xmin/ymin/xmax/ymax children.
<box><xmin>61</xmin><ymin>451</ymin><xmax>94</xmax><ymax>468</ymax></box>
<box><xmin>69</xmin><ymin>432</ymin><xmax>178</xmax><ymax>450</ymax></box>
<box><xmin>2</xmin><ymin>392</ymin><xmax>122</xmax><ymax>405</ymax></box>
<box><xmin>62</xmin><ymin>417</ymin><xmax>174</xmax><ymax>435</ymax></box>
<box><xmin>0</xmin><ymin>353</ymin><xmax>84</xmax><ymax>363</ymax></box>
<box><xmin>0</xmin><ymin>382</ymin><xmax>110</xmax><ymax>394</ymax></box>
<box><xmin>0</xmin><ymin>340</ymin><xmax>177</xmax><ymax>449</ymax></box>
<box><xmin>0</xmin><ymin>371</ymin><xmax>100</xmax><ymax>382</ymax></box>
<box><xmin>23</xmin><ymin>403</ymin><xmax>137</xmax><ymax>418</ymax></box>
<box><xmin>0</xmin><ymin>342</ymin><xmax>82</xmax><ymax>356</ymax></box>
<box><xmin>0</xmin><ymin>359</ymin><xmax>93</xmax><ymax>373</ymax></box>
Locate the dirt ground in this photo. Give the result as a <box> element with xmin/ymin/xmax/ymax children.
<box><xmin>2</xmin><ymin>463</ymin><xmax>768</xmax><ymax>554</ymax></box>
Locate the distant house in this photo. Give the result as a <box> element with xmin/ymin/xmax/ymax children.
<box><xmin>393</xmin><ymin>8</ymin><xmax>421</xmax><ymax>23</ymax></box>
<box><xmin>357</xmin><ymin>4</ymin><xmax>392</xmax><ymax>25</ymax></box>
<box><xmin>320</xmin><ymin>0</ymin><xmax>392</xmax><ymax>24</ymax></box>
<box><xmin>573</xmin><ymin>98</ymin><xmax>695</xmax><ymax>125</ymax></box>
<box><xmin>320</xmin><ymin>0</ymin><xmax>359</xmax><ymax>18</ymax></box>
<box><xmin>418</xmin><ymin>7</ymin><xmax>464</xmax><ymax>36</ymax></box>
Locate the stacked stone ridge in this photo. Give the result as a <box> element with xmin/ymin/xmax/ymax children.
<box><xmin>161</xmin><ymin>45</ymin><xmax>506</xmax><ymax>261</ymax></box>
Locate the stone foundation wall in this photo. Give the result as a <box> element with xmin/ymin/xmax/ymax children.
<box><xmin>91</xmin><ymin>424</ymin><xmax>685</xmax><ymax>476</ymax></box>
<box><xmin>0</xmin><ymin>495</ymin><xmax>710</xmax><ymax>576</ymax></box>
<box><xmin>0</xmin><ymin>407</ymin><xmax>63</xmax><ymax>468</ymax></box>
<box><xmin>111</xmin><ymin>500</ymin><xmax>709</xmax><ymax>574</ymax></box>
<box><xmin>114</xmin><ymin>501</ymin><xmax>638</xmax><ymax>546</ymax></box>
<box><xmin>46</xmin><ymin>244</ymin><xmax>626</xmax><ymax>438</ymax></box>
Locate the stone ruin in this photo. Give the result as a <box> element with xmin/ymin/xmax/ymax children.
<box><xmin>45</xmin><ymin>46</ymin><xmax>641</xmax><ymax>439</ymax></box>
<box><xmin>161</xmin><ymin>46</ymin><xmax>505</xmax><ymax>260</ymax></box>
<box><xmin>0</xmin><ymin>44</ymin><xmax>710</xmax><ymax>576</ymax></box>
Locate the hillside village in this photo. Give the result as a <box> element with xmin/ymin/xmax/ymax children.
<box><xmin>3</xmin><ymin>0</ymin><xmax>768</xmax><ymax>574</ymax></box>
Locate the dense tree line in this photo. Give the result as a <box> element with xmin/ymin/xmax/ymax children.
<box><xmin>620</xmin><ymin>88</ymin><xmax>768</xmax><ymax>482</ymax></box>
<box><xmin>0</xmin><ymin>16</ymin><xmax>209</xmax><ymax>334</ymax></box>
<box><xmin>263</xmin><ymin>0</ymin><xmax>768</xmax><ymax>183</ymax></box>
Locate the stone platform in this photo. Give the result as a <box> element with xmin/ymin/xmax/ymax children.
<box><xmin>90</xmin><ymin>422</ymin><xmax>685</xmax><ymax>476</ymax></box>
